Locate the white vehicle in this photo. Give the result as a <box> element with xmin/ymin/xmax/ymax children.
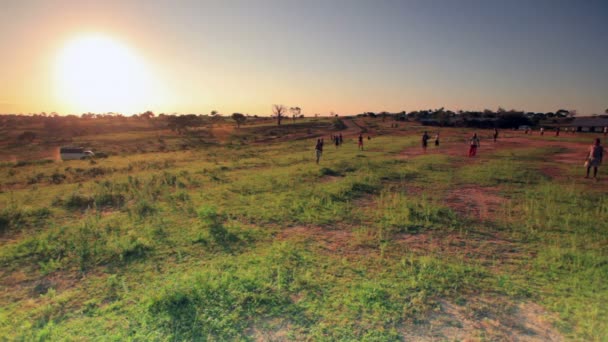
<box><xmin>60</xmin><ymin>147</ymin><xmax>94</xmax><ymax>160</ymax></box>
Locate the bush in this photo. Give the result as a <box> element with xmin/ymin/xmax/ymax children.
<box><xmin>94</xmin><ymin>192</ymin><xmax>125</xmax><ymax>209</ymax></box>
<box><xmin>63</xmin><ymin>193</ymin><xmax>95</xmax><ymax>210</ymax></box>
<box><xmin>198</xmin><ymin>206</ymin><xmax>238</xmax><ymax>248</ymax></box>
<box><xmin>133</xmin><ymin>200</ymin><xmax>157</xmax><ymax>218</ymax></box>
<box><xmin>17</xmin><ymin>131</ymin><xmax>36</xmax><ymax>143</ymax></box>
<box><xmin>333</xmin><ymin>118</ymin><xmax>347</xmax><ymax>130</ymax></box>
<box><xmin>50</xmin><ymin>172</ymin><xmax>66</xmax><ymax>184</ymax></box>
<box><xmin>0</xmin><ymin>209</ymin><xmax>23</xmax><ymax>234</ymax></box>
<box><xmin>319</xmin><ymin>167</ymin><xmax>342</xmax><ymax>177</ymax></box>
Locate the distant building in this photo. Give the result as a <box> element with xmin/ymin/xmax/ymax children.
<box><xmin>562</xmin><ymin>116</ymin><xmax>608</xmax><ymax>132</ymax></box>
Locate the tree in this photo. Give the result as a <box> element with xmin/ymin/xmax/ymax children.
<box><xmin>231</xmin><ymin>113</ymin><xmax>246</xmax><ymax>128</ymax></box>
<box><xmin>273</xmin><ymin>104</ymin><xmax>287</xmax><ymax>126</ymax></box>
<box><xmin>290</xmin><ymin>107</ymin><xmax>301</xmax><ymax>122</ymax></box>
<box><xmin>379</xmin><ymin>111</ymin><xmax>389</xmax><ymax>121</ymax></box>
<box><xmin>140</xmin><ymin>111</ymin><xmax>155</xmax><ymax>120</ymax></box>
<box><xmin>17</xmin><ymin>131</ymin><xmax>36</xmax><ymax>143</ymax></box>
<box><xmin>555</xmin><ymin>109</ymin><xmax>569</xmax><ymax>118</ymax></box>
<box><xmin>167</xmin><ymin>114</ymin><xmax>202</xmax><ymax>134</ymax></box>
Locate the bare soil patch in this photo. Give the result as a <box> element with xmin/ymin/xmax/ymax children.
<box><xmin>445</xmin><ymin>185</ymin><xmax>508</xmax><ymax>221</ymax></box>
<box><xmin>277</xmin><ymin>225</ymin><xmax>355</xmax><ymax>254</ymax></box>
<box><xmin>402</xmin><ymin>298</ymin><xmax>562</xmax><ymax>341</ymax></box>
<box><xmin>393</xmin><ymin>229</ymin><xmax>524</xmax><ymax>270</ymax></box>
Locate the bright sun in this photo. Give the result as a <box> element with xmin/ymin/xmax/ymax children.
<box><xmin>54</xmin><ymin>34</ymin><xmax>161</xmax><ymax>114</ymax></box>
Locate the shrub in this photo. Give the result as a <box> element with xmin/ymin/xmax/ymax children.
<box><xmin>319</xmin><ymin>167</ymin><xmax>342</xmax><ymax>177</ymax></box>
<box><xmin>63</xmin><ymin>193</ymin><xmax>95</xmax><ymax>210</ymax></box>
<box><xmin>332</xmin><ymin>118</ymin><xmax>347</xmax><ymax>130</ymax></box>
<box><xmin>133</xmin><ymin>200</ymin><xmax>157</xmax><ymax>218</ymax></box>
<box><xmin>94</xmin><ymin>192</ymin><xmax>125</xmax><ymax>209</ymax></box>
<box><xmin>50</xmin><ymin>172</ymin><xmax>66</xmax><ymax>184</ymax></box>
<box><xmin>0</xmin><ymin>208</ymin><xmax>23</xmax><ymax>233</ymax></box>
<box><xmin>116</xmin><ymin>234</ymin><xmax>152</xmax><ymax>262</ymax></box>
<box><xmin>198</xmin><ymin>206</ymin><xmax>238</xmax><ymax>249</ymax></box>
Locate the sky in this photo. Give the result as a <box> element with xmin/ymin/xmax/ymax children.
<box><xmin>0</xmin><ymin>0</ymin><xmax>607</xmax><ymax>116</ymax></box>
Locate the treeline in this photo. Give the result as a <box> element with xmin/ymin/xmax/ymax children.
<box><xmin>0</xmin><ymin>111</ymin><xmax>271</xmax><ymax>143</ymax></box>
<box><xmin>358</xmin><ymin>107</ymin><xmax>576</xmax><ymax>128</ymax></box>
<box><xmin>0</xmin><ymin>107</ymin><xmax>579</xmax><ymax>133</ymax></box>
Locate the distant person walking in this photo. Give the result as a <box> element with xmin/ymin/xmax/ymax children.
<box><xmin>434</xmin><ymin>132</ymin><xmax>440</xmax><ymax>147</ymax></box>
<box><xmin>603</xmin><ymin>126</ymin><xmax>607</xmax><ymax>137</ymax></box>
<box><xmin>358</xmin><ymin>134</ymin><xmax>364</xmax><ymax>150</ymax></box>
<box><xmin>493</xmin><ymin>128</ymin><xmax>499</xmax><ymax>142</ymax></box>
<box><xmin>585</xmin><ymin>138</ymin><xmax>604</xmax><ymax>180</ymax></box>
<box><xmin>334</xmin><ymin>135</ymin><xmax>340</xmax><ymax>148</ymax></box>
<box><xmin>540</xmin><ymin>127</ymin><xmax>544</xmax><ymax>136</ymax></box>
<box><xmin>421</xmin><ymin>131</ymin><xmax>430</xmax><ymax>152</ymax></box>
<box><xmin>555</xmin><ymin>127</ymin><xmax>560</xmax><ymax>136</ymax></box>
<box><xmin>315</xmin><ymin>138</ymin><xmax>324</xmax><ymax>164</ymax></box>
<box><xmin>339</xmin><ymin>133</ymin><xmax>343</xmax><ymax>145</ymax></box>
<box><xmin>468</xmin><ymin>133</ymin><xmax>480</xmax><ymax>157</ymax></box>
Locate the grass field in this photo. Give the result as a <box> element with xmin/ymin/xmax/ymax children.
<box><xmin>0</xmin><ymin>119</ymin><xmax>607</xmax><ymax>341</ymax></box>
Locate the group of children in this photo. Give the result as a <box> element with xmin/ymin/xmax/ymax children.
<box><xmin>314</xmin><ymin>127</ymin><xmax>604</xmax><ymax>180</ymax></box>
<box><xmin>315</xmin><ymin>133</ymin><xmax>369</xmax><ymax>164</ymax></box>
<box><xmin>420</xmin><ymin>132</ymin><xmax>440</xmax><ymax>152</ymax></box>
<box><xmin>421</xmin><ymin>131</ymin><xmax>479</xmax><ymax>156</ymax></box>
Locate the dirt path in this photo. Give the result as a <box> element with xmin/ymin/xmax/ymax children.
<box><xmin>341</xmin><ymin>118</ymin><xmax>364</xmax><ymax>137</ymax></box>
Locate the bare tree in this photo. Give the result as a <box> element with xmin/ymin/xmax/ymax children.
<box><xmin>273</xmin><ymin>104</ymin><xmax>287</xmax><ymax>126</ymax></box>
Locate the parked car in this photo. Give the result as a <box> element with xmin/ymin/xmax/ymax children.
<box><xmin>60</xmin><ymin>147</ymin><xmax>94</xmax><ymax>160</ymax></box>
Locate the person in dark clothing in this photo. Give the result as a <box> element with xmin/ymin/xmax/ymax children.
<box><xmin>315</xmin><ymin>139</ymin><xmax>323</xmax><ymax>164</ymax></box>
<box><xmin>493</xmin><ymin>128</ymin><xmax>499</xmax><ymax>142</ymax></box>
<box><xmin>421</xmin><ymin>131</ymin><xmax>430</xmax><ymax>152</ymax></box>
<box><xmin>339</xmin><ymin>133</ymin><xmax>343</xmax><ymax>145</ymax></box>
<box><xmin>358</xmin><ymin>134</ymin><xmax>364</xmax><ymax>150</ymax></box>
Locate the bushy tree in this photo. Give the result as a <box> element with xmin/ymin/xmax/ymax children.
<box><xmin>231</xmin><ymin>113</ymin><xmax>246</xmax><ymax>128</ymax></box>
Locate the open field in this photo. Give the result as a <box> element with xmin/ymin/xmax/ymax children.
<box><xmin>1</xmin><ymin>118</ymin><xmax>607</xmax><ymax>341</ymax></box>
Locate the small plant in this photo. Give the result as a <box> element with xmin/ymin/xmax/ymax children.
<box><xmin>133</xmin><ymin>200</ymin><xmax>157</xmax><ymax>219</ymax></box>
<box><xmin>63</xmin><ymin>193</ymin><xmax>94</xmax><ymax>210</ymax></box>
<box><xmin>50</xmin><ymin>172</ymin><xmax>66</xmax><ymax>184</ymax></box>
<box><xmin>198</xmin><ymin>206</ymin><xmax>238</xmax><ymax>249</ymax></box>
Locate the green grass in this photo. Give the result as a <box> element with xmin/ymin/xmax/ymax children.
<box><xmin>0</xmin><ymin>123</ymin><xmax>607</xmax><ymax>340</ymax></box>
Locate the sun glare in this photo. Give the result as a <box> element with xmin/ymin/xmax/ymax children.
<box><xmin>54</xmin><ymin>34</ymin><xmax>162</xmax><ymax>114</ymax></box>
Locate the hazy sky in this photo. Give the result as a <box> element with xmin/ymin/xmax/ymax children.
<box><xmin>1</xmin><ymin>0</ymin><xmax>607</xmax><ymax>115</ymax></box>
